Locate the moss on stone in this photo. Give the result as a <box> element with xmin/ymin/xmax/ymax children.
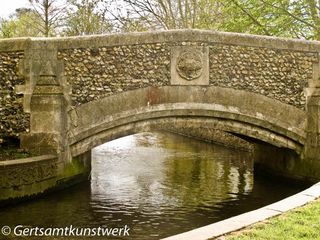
<box><xmin>59</xmin><ymin>159</ymin><xmax>89</xmax><ymax>179</ymax></box>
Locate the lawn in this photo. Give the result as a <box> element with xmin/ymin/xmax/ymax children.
<box><xmin>225</xmin><ymin>198</ymin><xmax>320</xmax><ymax>240</ymax></box>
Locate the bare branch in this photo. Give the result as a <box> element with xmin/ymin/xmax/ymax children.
<box><xmin>229</xmin><ymin>0</ymin><xmax>271</xmax><ymax>35</ymax></box>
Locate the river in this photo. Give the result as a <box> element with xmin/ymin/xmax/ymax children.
<box><xmin>0</xmin><ymin>131</ymin><xmax>307</xmax><ymax>239</ymax></box>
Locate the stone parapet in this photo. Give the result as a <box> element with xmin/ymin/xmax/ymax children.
<box><xmin>1</xmin><ymin>30</ymin><xmax>320</xmax><ymax>141</ymax></box>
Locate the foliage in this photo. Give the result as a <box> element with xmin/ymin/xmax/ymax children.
<box><xmin>110</xmin><ymin>0</ymin><xmax>225</xmax><ymax>30</ymax></box>
<box><xmin>63</xmin><ymin>0</ymin><xmax>112</xmax><ymax>36</ymax></box>
<box><xmin>111</xmin><ymin>0</ymin><xmax>320</xmax><ymax>39</ymax></box>
<box><xmin>1</xmin><ymin>0</ymin><xmax>320</xmax><ymax>40</ymax></box>
<box><xmin>0</xmin><ymin>8</ymin><xmax>44</xmax><ymax>38</ymax></box>
<box><xmin>218</xmin><ymin>0</ymin><xmax>316</xmax><ymax>39</ymax></box>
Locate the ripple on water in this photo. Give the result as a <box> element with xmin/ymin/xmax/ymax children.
<box><xmin>0</xmin><ymin>132</ymin><xmax>308</xmax><ymax>240</ymax></box>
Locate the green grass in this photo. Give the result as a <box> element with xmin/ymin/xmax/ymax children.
<box><xmin>225</xmin><ymin>198</ymin><xmax>320</xmax><ymax>240</ymax></box>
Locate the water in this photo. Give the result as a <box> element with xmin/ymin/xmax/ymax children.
<box><xmin>0</xmin><ymin>132</ymin><xmax>307</xmax><ymax>239</ymax></box>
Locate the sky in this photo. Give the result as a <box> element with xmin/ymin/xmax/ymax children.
<box><xmin>0</xmin><ymin>1</ymin><xmax>31</xmax><ymax>18</ymax></box>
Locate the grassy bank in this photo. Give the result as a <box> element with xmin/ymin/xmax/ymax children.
<box><xmin>224</xmin><ymin>198</ymin><xmax>320</xmax><ymax>240</ymax></box>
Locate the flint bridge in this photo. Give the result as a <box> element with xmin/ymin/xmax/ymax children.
<box><xmin>1</xmin><ymin>30</ymin><xmax>320</xmax><ymax>203</ymax></box>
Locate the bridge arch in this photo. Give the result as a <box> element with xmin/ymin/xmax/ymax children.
<box><xmin>4</xmin><ymin>30</ymin><xmax>320</xmax><ymax>204</ymax></box>
<box><xmin>68</xmin><ymin>86</ymin><xmax>306</xmax><ymax>157</ymax></box>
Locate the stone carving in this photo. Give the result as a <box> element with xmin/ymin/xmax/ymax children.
<box><xmin>171</xmin><ymin>46</ymin><xmax>209</xmax><ymax>85</ymax></box>
<box><xmin>176</xmin><ymin>50</ymin><xmax>203</xmax><ymax>81</ymax></box>
<box><xmin>0</xmin><ymin>160</ymin><xmax>57</xmax><ymax>188</ymax></box>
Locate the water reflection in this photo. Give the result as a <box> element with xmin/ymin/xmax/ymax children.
<box><xmin>92</xmin><ymin>132</ymin><xmax>253</xmax><ymax>208</ymax></box>
<box><xmin>90</xmin><ymin>132</ymin><xmax>270</xmax><ymax>239</ymax></box>
<box><xmin>0</xmin><ymin>132</ymin><xmax>306</xmax><ymax>240</ymax></box>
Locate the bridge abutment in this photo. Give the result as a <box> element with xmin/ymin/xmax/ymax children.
<box><xmin>17</xmin><ymin>43</ymin><xmax>91</xmax><ymax>198</ymax></box>
<box><xmin>19</xmin><ymin>44</ymin><xmax>70</xmax><ymax>158</ymax></box>
<box><xmin>20</xmin><ymin>90</ymin><xmax>69</xmax><ymax>156</ymax></box>
<box><xmin>302</xmin><ymin>87</ymin><xmax>320</xmax><ymax>178</ymax></box>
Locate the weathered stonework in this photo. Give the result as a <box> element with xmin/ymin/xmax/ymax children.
<box><xmin>68</xmin><ymin>86</ymin><xmax>306</xmax><ymax>157</ymax></box>
<box><xmin>0</xmin><ymin>51</ymin><xmax>29</xmax><ymax>142</ymax></box>
<box><xmin>2</xmin><ymin>30</ymin><xmax>320</xmax><ymax>202</ymax></box>
<box><xmin>158</xmin><ymin>124</ymin><xmax>253</xmax><ymax>151</ymax></box>
<box><xmin>58</xmin><ymin>43</ymin><xmax>171</xmax><ymax>105</ymax></box>
<box><xmin>0</xmin><ymin>152</ymin><xmax>91</xmax><ymax>205</ymax></box>
<box><xmin>0</xmin><ymin>155</ymin><xmax>58</xmax><ymax>204</ymax></box>
<box><xmin>171</xmin><ymin>46</ymin><xmax>209</xmax><ymax>85</ymax></box>
<box><xmin>2</xmin><ymin>30</ymin><xmax>319</xmax><ymax>141</ymax></box>
<box><xmin>177</xmin><ymin>50</ymin><xmax>203</xmax><ymax>80</ymax></box>
<box><xmin>58</xmin><ymin>41</ymin><xmax>317</xmax><ymax>109</ymax></box>
<box><xmin>209</xmin><ymin>44</ymin><xmax>317</xmax><ymax>109</ymax></box>
<box><xmin>0</xmin><ymin>156</ymin><xmax>57</xmax><ymax>189</ymax></box>
<box><xmin>18</xmin><ymin>44</ymin><xmax>71</xmax><ymax>156</ymax></box>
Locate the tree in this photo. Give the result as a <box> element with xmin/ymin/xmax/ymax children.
<box><xmin>64</xmin><ymin>0</ymin><xmax>112</xmax><ymax>36</ymax></box>
<box><xmin>111</xmin><ymin>0</ymin><xmax>320</xmax><ymax>40</ymax></box>
<box><xmin>0</xmin><ymin>18</ymin><xmax>16</xmax><ymax>38</ymax></box>
<box><xmin>113</xmin><ymin>0</ymin><xmax>224</xmax><ymax>30</ymax></box>
<box><xmin>0</xmin><ymin>8</ymin><xmax>44</xmax><ymax>38</ymax></box>
<box><xmin>1</xmin><ymin>0</ymin><xmax>320</xmax><ymax>40</ymax></box>
<box><xmin>28</xmin><ymin>0</ymin><xmax>67</xmax><ymax>36</ymax></box>
<box><xmin>119</xmin><ymin>18</ymin><xmax>149</xmax><ymax>32</ymax></box>
<box><xmin>219</xmin><ymin>0</ymin><xmax>319</xmax><ymax>40</ymax></box>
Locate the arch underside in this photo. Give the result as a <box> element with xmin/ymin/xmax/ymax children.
<box><xmin>68</xmin><ymin>86</ymin><xmax>306</xmax><ymax>157</ymax></box>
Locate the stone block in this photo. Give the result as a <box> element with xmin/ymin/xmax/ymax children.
<box><xmin>171</xmin><ymin>46</ymin><xmax>209</xmax><ymax>86</ymax></box>
<box><xmin>20</xmin><ymin>132</ymin><xmax>61</xmax><ymax>155</ymax></box>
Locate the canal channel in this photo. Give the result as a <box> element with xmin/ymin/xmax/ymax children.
<box><xmin>0</xmin><ymin>132</ymin><xmax>307</xmax><ymax>239</ymax></box>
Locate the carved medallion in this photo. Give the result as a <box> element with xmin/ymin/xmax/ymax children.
<box><xmin>171</xmin><ymin>46</ymin><xmax>209</xmax><ymax>85</ymax></box>
<box><xmin>176</xmin><ymin>50</ymin><xmax>203</xmax><ymax>81</ymax></box>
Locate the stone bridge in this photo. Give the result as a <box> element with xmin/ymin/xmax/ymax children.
<box><xmin>1</xmin><ymin>30</ymin><xmax>320</xmax><ymax>204</ymax></box>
